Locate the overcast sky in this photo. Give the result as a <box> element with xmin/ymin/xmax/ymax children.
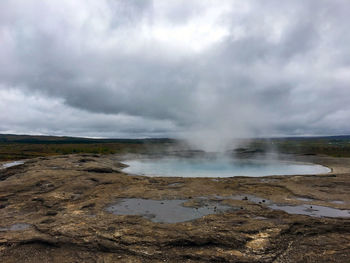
<box><xmin>1</xmin><ymin>0</ymin><xmax>350</xmax><ymax>146</ymax></box>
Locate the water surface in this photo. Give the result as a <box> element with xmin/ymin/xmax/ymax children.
<box><xmin>106</xmin><ymin>198</ymin><xmax>235</xmax><ymax>223</ymax></box>
<box><xmin>1</xmin><ymin>161</ymin><xmax>25</xmax><ymax>169</ymax></box>
<box><xmin>228</xmin><ymin>194</ymin><xmax>350</xmax><ymax>218</ymax></box>
<box><xmin>0</xmin><ymin>223</ymin><xmax>31</xmax><ymax>231</ymax></box>
<box><xmin>123</xmin><ymin>157</ymin><xmax>330</xmax><ymax>178</ymax></box>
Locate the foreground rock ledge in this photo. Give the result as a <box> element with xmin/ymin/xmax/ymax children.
<box><xmin>0</xmin><ymin>154</ymin><xmax>350</xmax><ymax>262</ymax></box>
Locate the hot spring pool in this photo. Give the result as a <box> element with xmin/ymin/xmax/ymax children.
<box><xmin>122</xmin><ymin>157</ymin><xmax>331</xmax><ymax>178</ymax></box>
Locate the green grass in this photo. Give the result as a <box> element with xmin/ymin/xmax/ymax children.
<box><xmin>0</xmin><ymin>135</ymin><xmax>176</xmax><ymax>161</ymax></box>
<box><xmin>1</xmin><ymin>134</ymin><xmax>350</xmax><ymax>161</ymax></box>
<box><xmin>247</xmin><ymin>136</ymin><xmax>350</xmax><ymax>157</ymax></box>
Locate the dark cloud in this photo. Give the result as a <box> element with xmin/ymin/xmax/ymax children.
<box><xmin>0</xmin><ymin>0</ymin><xmax>350</xmax><ymax>150</ymax></box>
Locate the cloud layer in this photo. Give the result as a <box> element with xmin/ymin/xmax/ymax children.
<box><xmin>1</xmin><ymin>0</ymin><xmax>350</xmax><ymax>149</ymax></box>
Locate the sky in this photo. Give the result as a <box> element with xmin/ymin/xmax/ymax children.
<box><xmin>1</xmin><ymin>0</ymin><xmax>350</xmax><ymax>149</ymax></box>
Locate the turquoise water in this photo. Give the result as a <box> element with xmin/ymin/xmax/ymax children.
<box><xmin>123</xmin><ymin>157</ymin><xmax>330</xmax><ymax>178</ymax></box>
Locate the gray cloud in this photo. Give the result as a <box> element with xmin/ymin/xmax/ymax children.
<box><xmin>1</xmin><ymin>0</ymin><xmax>350</xmax><ymax>150</ymax></box>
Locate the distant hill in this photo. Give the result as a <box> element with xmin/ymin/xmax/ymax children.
<box><xmin>1</xmin><ymin>133</ymin><xmax>350</xmax><ymax>144</ymax></box>
<box><xmin>0</xmin><ymin>134</ymin><xmax>349</xmax><ymax>160</ymax></box>
<box><xmin>266</xmin><ymin>135</ymin><xmax>350</xmax><ymax>141</ymax></box>
<box><xmin>0</xmin><ymin>134</ymin><xmax>175</xmax><ymax>144</ymax></box>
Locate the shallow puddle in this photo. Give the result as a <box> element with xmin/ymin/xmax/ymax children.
<box><xmin>268</xmin><ymin>204</ymin><xmax>350</xmax><ymax>218</ymax></box>
<box><xmin>0</xmin><ymin>223</ymin><xmax>31</xmax><ymax>231</ymax></box>
<box><xmin>295</xmin><ymin>197</ymin><xmax>314</xmax><ymax>202</ymax></box>
<box><xmin>330</xmin><ymin>200</ymin><xmax>345</xmax><ymax>204</ymax></box>
<box><xmin>106</xmin><ymin>195</ymin><xmax>350</xmax><ymax>222</ymax></box>
<box><xmin>229</xmin><ymin>194</ymin><xmax>271</xmax><ymax>204</ymax></box>
<box><xmin>167</xmin><ymin>182</ymin><xmax>184</xmax><ymax>187</ymax></box>
<box><xmin>106</xmin><ymin>198</ymin><xmax>235</xmax><ymax>223</ymax></box>
<box><xmin>253</xmin><ymin>216</ymin><xmax>268</xmax><ymax>220</ymax></box>
<box><xmin>225</xmin><ymin>194</ymin><xmax>350</xmax><ymax>218</ymax></box>
<box><xmin>1</xmin><ymin>161</ymin><xmax>25</xmax><ymax>169</ymax></box>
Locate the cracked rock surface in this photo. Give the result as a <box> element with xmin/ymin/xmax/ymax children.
<box><xmin>0</xmin><ymin>154</ymin><xmax>350</xmax><ymax>262</ymax></box>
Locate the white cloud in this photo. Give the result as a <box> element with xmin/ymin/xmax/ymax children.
<box><xmin>0</xmin><ymin>86</ymin><xmax>177</xmax><ymax>138</ymax></box>
<box><xmin>0</xmin><ymin>0</ymin><xmax>350</xmax><ymax>150</ymax></box>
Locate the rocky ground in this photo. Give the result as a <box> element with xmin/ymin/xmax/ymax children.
<box><xmin>0</xmin><ymin>154</ymin><xmax>350</xmax><ymax>262</ymax></box>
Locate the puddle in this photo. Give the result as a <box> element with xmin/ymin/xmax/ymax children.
<box><xmin>330</xmin><ymin>200</ymin><xmax>345</xmax><ymax>204</ymax></box>
<box><xmin>106</xmin><ymin>195</ymin><xmax>350</xmax><ymax>222</ymax></box>
<box><xmin>260</xmin><ymin>178</ymin><xmax>279</xmax><ymax>183</ymax></box>
<box><xmin>268</xmin><ymin>204</ymin><xmax>350</xmax><ymax>218</ymax></box>
<box><xmin>295</xmin><ymin>197</ymin><xmax>314</xmax><ymax>202</ymax></box>
<box><xmin>229</xmin><ymin>194</ymin><xmax>271</xmax><ymax>204</ymax></box>
<box><xmin>253</xmin><ymin>216</ymin><xmax>268</xmax><ymax>220</ymax></box>
<box><xmin>289</xmin><ymin>197</ymin><xmax>346</xmax><ymax>205</ymax></box>
<box><xmin>1</xmin><ymin>161</ymin><xmax>25</xmax><ymax>169</ymax></box>
<box><xmin>0</xmin><ymin>223</ymin><xmax>31</xmax><ymax>231</ymax></box>
<box><xmin>215</xmin><ymin>194</ymin><xmax>350</xmax><ymax>218</ymax></box>
<box><xmin>106</xmin><ymin>198</ymin><xmax>235</xmax><ymax>223</ymax></box>
<box><xmin>167</xmin><ymin>182</ymin><xmax>184</xmax><ymax>187</ymax></box>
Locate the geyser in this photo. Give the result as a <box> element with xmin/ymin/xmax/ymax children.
<box><xmin>122</xmin><ymin>157</ymin><xmax>330</xmax><ymax>178</ymax></box>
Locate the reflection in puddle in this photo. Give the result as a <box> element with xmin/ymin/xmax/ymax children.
<box><xmin>1</xmin><ymin>161</ymin><xmax>25</xmax><ymax>169</ymax></box>
<box><xmin>106</xmin><ymin>198</ymin><xmax>236</xmax><ymax>223</ymax></box>
<box><xmin>0</xmin><ymin>223</ymin><xmax>31</xmax><ymax>231</ymax></box>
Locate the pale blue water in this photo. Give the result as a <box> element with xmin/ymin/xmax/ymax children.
<box><xmin>123</xmin><ymin>157</ymin><xmax>330</xmax><ymax>178</ymax></box>
<box><xmin>1</xmin><ymin>160</ymin><xmax>25</xmax><ymax>169</ymax></box>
